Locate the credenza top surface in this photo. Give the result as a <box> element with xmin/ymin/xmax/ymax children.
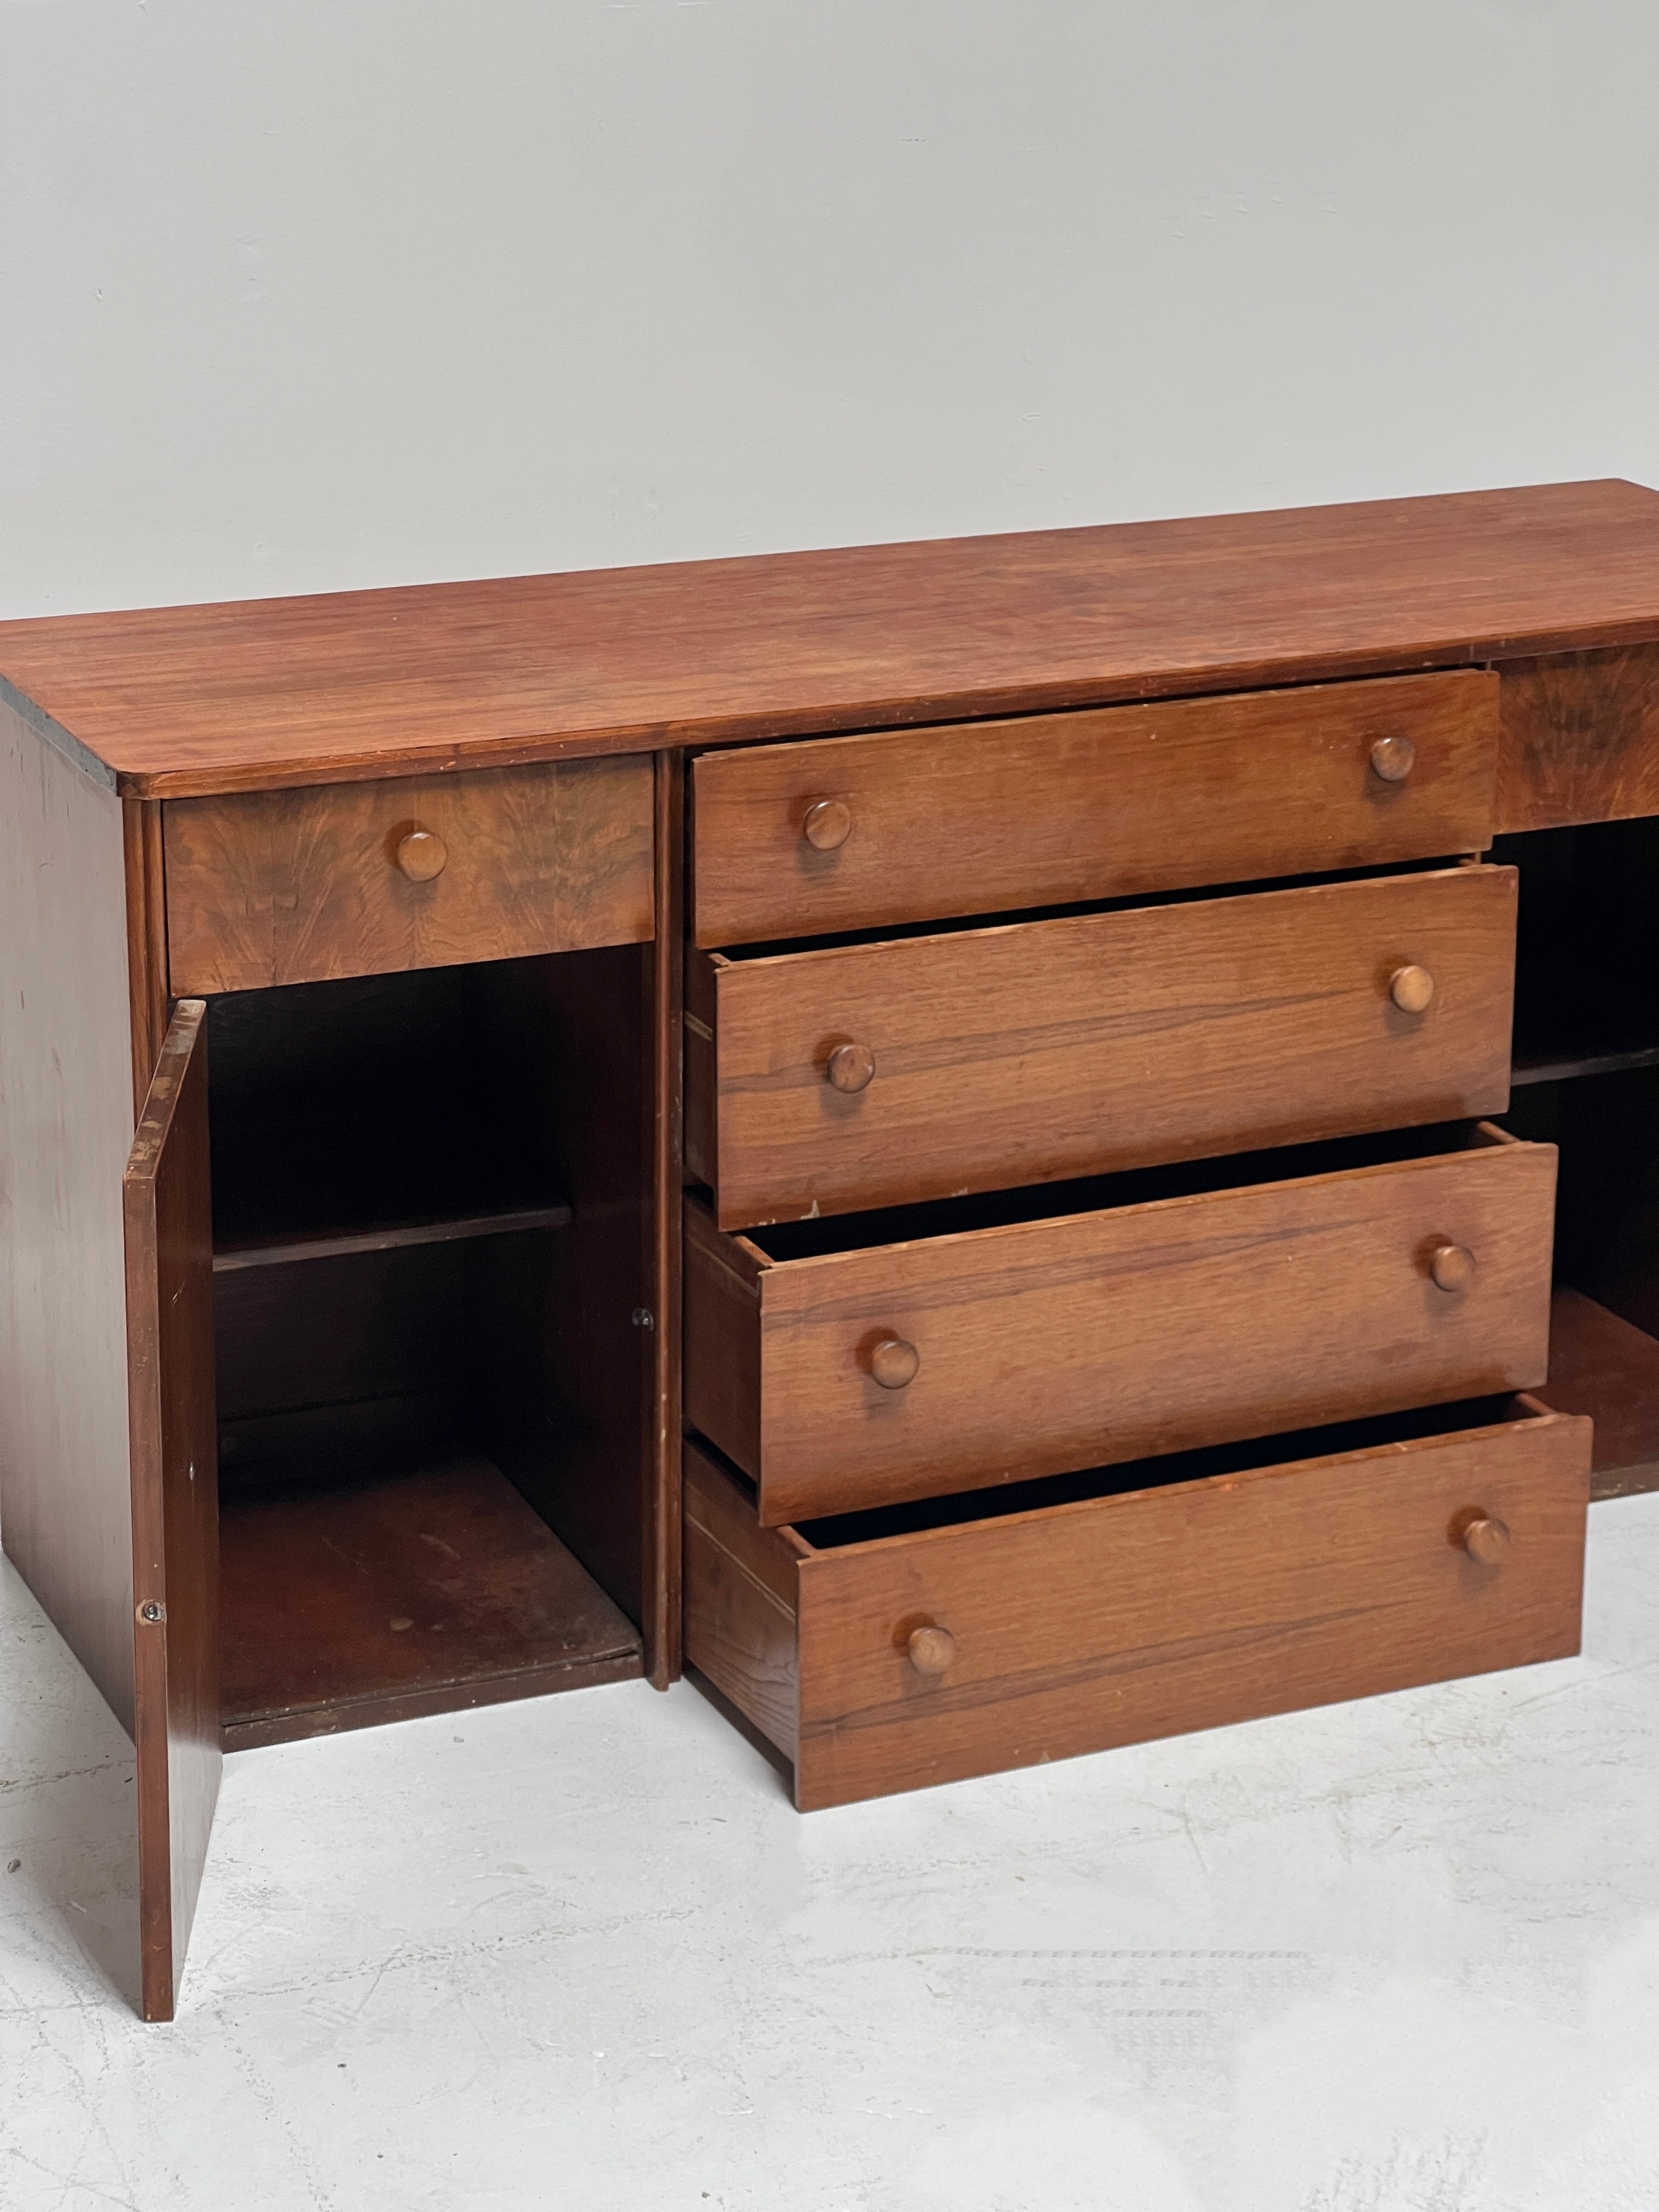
<box><xmin>4</xmin><ymin>477</ymin><xmax>1658</xmax><ymax>801</ymax></box>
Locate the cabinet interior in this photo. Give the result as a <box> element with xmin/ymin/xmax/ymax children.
<box><xmin>205</xmin><ymin>949</ymin><xmax>652</xmax><ymax>1748</ymax></box>
<box><xmin>1497</xmin><ymin>819</ymin><xmax>1659</xmax><ymax>1496</ymax></box>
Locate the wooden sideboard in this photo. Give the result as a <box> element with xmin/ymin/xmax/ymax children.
<box><xmin>5</xmin><ymin>478</ymin><xmax>1659</xmax><ymax>2018</ymax></box>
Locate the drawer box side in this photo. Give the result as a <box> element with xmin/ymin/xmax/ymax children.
<box><xmin>683</xmin><ymin>1445</ymin><xmax>801</xmax><ymax>1762</ymax></box>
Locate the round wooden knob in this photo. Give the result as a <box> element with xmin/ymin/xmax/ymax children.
<box><xmin>1429</xmin><ymin>1242</ymin><xmax>1475</xmax><ymax>1293</ymax></box>
<box><xmin>1460</xmin><ymin>1514</ymin><xmax>1510</xmax><ymax>1566</ymax></box>
<box><xmin>1369</xmin><ymin>734</ymin><xmax>1417</xmax><ymax>784</ymax></box>
<box><xmin>803</xmin><ymin>798</ymin><xmax>853</xmax><ymax>852</ymax></box>
<box><xmin>1389</xmin><ymin>964</ymin><xmax>1435</xmax><ymax>1014</ymax></box>
<box><xmin>826</xmin><ymin>1041</ymin><xmax>876</xmax><ymax>1093</ymax></box>
<box><xmin>868</xmin><ymin>1335</ymin><xmax>920</xmax><ymax>1389</ymax></box>
<box><xmin>395</xmin><ymin>828</ymin><xmax>448</xmax><ymax>883</ymax></box>
<box><xmin>907</xmin><ymin>1624</ymin><xmax>955</xmax><ymax>1675</ymax></box>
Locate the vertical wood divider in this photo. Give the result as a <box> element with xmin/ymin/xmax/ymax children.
<box><xmin>123</xmin><ymin>797</ymin><xmax>172</xmax><ymax>1121</ymax></box>
<box><xmin>647</xmin><ymin>749</ymin><xmax>686</xmax><ymax>1684</ymax></box>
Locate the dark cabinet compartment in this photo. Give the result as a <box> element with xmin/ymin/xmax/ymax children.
<box><xmin>1499</xmin><ymin>819</ymin><xmax>1659</xmax><ymax>1497</ymax></box>
<box><xmin>204</xmin><ymin>949</ymin><xmax>653</xmax><ymax>1748</ymax></box>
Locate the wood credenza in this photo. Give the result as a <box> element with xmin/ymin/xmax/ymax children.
<box><xmin>5</xmin><ymin>479</ymin><xmax>1659</xmax><ymax>2018</ymax></box>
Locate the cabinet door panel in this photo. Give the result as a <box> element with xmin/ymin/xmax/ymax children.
<box><xmin>123</xmin><ymin>999</ymin><xmax>220</xmax><ymax>2023</ymax></box>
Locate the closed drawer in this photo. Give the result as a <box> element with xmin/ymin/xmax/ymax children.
<box><xmin>164</xmin><ymin>757</ymin><xmax>654</xmax><ymax>994</ymax></box>
<box><xmin>684</xmin><ymin>1395</ymin><xmax>1591</xmax><ymax>1810</ymax></box>
<box><xmin>686</xmin><ymin>1122</ymin><xmax>1556</xmax><ymax>1523</ymax></box>
<box><xmin>687</xmin><ymin>863</ymin><xmax>1517</xmax><ymax>1228</ymax></box>
<box><xmin>690</xmin><ymin>670</ymin><xmax>1499</xmax><ymax>947</ymax></box>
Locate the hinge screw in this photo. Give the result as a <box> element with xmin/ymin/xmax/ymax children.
<box><xmin>137</xmin><ymin>1600</ymin><xmax>166</xmax><ymax>1625</ymax></box>
<box><xmin>631</xmin><ymin>1307</ymin><xmax>654</xmax><ymax>1329</ymax></box>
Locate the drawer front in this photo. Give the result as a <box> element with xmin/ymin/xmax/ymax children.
<box><xmin>690</xmin><ymin>670</ymin><xmax>1499</xmax><ymax>947</ymax></box>
<box><xmin>165</xmin><ymin>757</ymin><xmax>654</xmax><ymax>994</ymax></box>
<box><xmin>686</xmin><ymin>1131</ymin><xmax>1557</xmax><ymax>1522</ymax></box>
<box><xmin>685</xmin><ymin>1132</ymin><xmax>1557</xmax><ymax>1531</ymax></box>
<box><xmin>689</xmin><ymin>865</ymin><xmax>1517</xmax><ymax>1228</ymax></box>
<box><xmin>682</xmin><ymin>1402</ymin><xmax>1592</xmax><ymax>1812</ymax></box>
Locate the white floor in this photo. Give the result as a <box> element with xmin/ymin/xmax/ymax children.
<box><xmin>3</xmin><ymin>1501</ymin><xmax>1658</xmax><ymax>2212</ymax></box>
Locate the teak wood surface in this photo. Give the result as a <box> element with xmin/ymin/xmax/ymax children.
<box><xmin>163</xmin><ymin>755</ymin><xmax>654</xmax><ymax>993</ymax></box>
<box><xmin>690</xmin><ymin>670</ymin><xmax>1499</xmax><ymax>947</ymax></box>
<box><xmin>684</xmin><ymin>1129</ymin><xmax>1558</xmax><ymax>1522</ymax></box>
<box><xmin>123</xmin><ymin>1002</ymin><xmax>221</xmax><ymax>2023</ymax></box>
<box><xmin>2</xmin><ymin>481</ymin><xmax>1658</xmax><ymax>799</ymax></box>
<box><xmin>684</xmin><ymin>1401</ymin><xmax>1591</xmax><ymax>1810</ymax></box>
<box><xmin>689</xmin><ymin>865</ymin><xmax>1519</xmax><ymax>1227</ymax></box>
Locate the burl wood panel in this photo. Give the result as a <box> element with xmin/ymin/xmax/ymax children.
<box><xmin>1494</xmin><ymin>642</ymin><xmax>1659</xmax><ymax>832</ymax></box>
<box><xmin>163</xmin><ymin>755</ymin><xmax>654</xmax><ymax>994</ymax></box>
<box><xmin>123</xmin><ymin>1002</ymin><xmax>220</xmax><ymax>2023</ymax></box>
<box><xmin>0</xmin><ymin>693</ymin><xmax>141</xmax><ymax>1737</ymax></box>
<box><xmin>685</xmin><ymin>1405</ymin><xmax>1589</xmax><ymax>1811</ymax></box>
<box><xmin>2</xmin><ymin>482</ymin><xmax>1657</xmax><ymax>799</ymax></box>
<box><xmin>691</xmin><ymin>866</ymin><xmax>1518</xmax><ymax>1228</ymax></box>
<box><xmin>685</xmin><ymin>1131</ymin><xmax>1558</xmax><ymax>1523</ymax></box>
<box><xmin>691</xmin><ymin>670</ymin><xmax>1499</xmax><ymax>947</ymax></box>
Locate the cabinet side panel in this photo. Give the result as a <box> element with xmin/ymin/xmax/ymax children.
<box><xmin>0</xmin><ymin>698</ymin><xmax>139</xmax><ymax>1733</ymax></box>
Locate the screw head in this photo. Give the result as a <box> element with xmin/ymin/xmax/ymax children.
<box><xmin>137</xmin><ymin>1600</ymin><xmax>166</xmax><ymax>1625</ymax></box>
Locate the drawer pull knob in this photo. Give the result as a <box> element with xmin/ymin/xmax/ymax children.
<box><xmin>395</xmin><ymin>828</ymin><xmax>448</xmax><ymax>883</ymax></box>
<box><xmin>1429</xmin><ymin>1242</ymin><xmax>1475</xmax><ymax>1293</ymax></box>
<box><xmin>1389</xmin><ymin>964</ymin><xmax>1435</xmax><ymax>1014</ymax></box>
<box><xmin>1369</xmin><ymin>734</ymin><xmax>1418</xmax><ymax>784</ymax></box>
<box><xmin>1460</xmin><ymin>1513</ymin><xmax>1510</xmax><ymax>1566</ymax></box>
<box><xmin>907</xmin><ymin>1624</ymin><xmax>956</xmax><ymax>1675</ymax></box>
<box><xmin>868</xmin><ymin>1335</ymin><xmax>920</xmax><ymax>1389</ymax></box>
<box><xmin>803</xmin><ymin>798</ymin><xmax>853</xmax><ymax>851</ymax></box>
<box><xmin>827</xmin><ymin>1041</ymin><xmax>876</xmax><ymax>1093</ymax></box>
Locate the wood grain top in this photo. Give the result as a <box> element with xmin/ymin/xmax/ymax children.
<box><xmin>3</xmin><ymin>478</ymin><xmax>1657</xmax><ymax>799</ymax></box>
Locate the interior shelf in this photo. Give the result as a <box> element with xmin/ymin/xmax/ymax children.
<box><xmin>213</xmin><ymin>1200</ymin><xmax>573</xmax><ymax>1273</ymax></box>
<box><xmin>1544</xmin><ymin>1286</ymin><xmax>1659</xmax><ymax>1502</ymax></box>
<box><xmin>1509</xmin><ymin>955</ymin><xmax>1659</xmax><ymax>1089</ymax></box>
<box><xmin>219</xmin><ymin>1453</ymin><xmax>645</xmax><ymax>1751</ymax></box>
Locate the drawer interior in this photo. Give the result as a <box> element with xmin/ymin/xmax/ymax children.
<box><xmin>1497</xmin><ymin>816</ymin><xmax>1659</xmax><ymax>1499</ymax></box>
<box><xmin>710</xmin><ymin>852</ymin><xmax>1465</xmax><ymax>963</ymax></box>
<box><xmin>204</xmin><ymin>949</ymin><xmax>651</xmax><ymax>1746</ymax></box>
<box><xmin>783</xmin><ymin>1392</ymin><xmax>1554</xmax><ymax>1552</ymax></box>
<box><xmin>740</xmin><ymin>1118</ymin><xmax>1509</xmax><ymax>1263</ymax></box>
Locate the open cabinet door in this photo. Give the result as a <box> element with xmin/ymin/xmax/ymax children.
<box><xmin>123</xmin><ymin>999</ymin><xmax>220</xmax><ymax>2022</ymax></box>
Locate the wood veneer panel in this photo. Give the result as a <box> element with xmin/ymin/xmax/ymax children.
<box><xmin>2</xmin><ymin>482</ymin><xmax>1657</xmax><ymax>799</ymax></box>
<box><xmin>164</xmin><ymin>755</ymin><xmax>653</xmax><ymax>993</ymax></box>
<box><xmin>691</xmin><ymin>670</ymin><xmax>1499</xmax><ymax>947</ymax></box>
<box><xmin>686</xmin><ymin>1131</ymin><xmax>1557</xmax><ymax>1523</ymax></box>
<box><xmin>792</xmin><ymin>1403</ymin><xmax>1590</xmax><ymax>1809</ymax></box>
<box><xmin>1495</xmin><ymin>642</ymin><xmax>1659</xmax><ymax>833</ymax></box>
<box><xmin>0</xmin><ymin>693</ymin><xmax>141</xmax><ymax>1736</ymax></box>
<box><xmin>123</xmin><ymin>1002</ymin><xmax>220</xmax><ymax>2022</ymax></box>
<box><xmin>696</xmin><ymin>865</ymin><xmax>1518</xmax><ymax>1228</ymax></box>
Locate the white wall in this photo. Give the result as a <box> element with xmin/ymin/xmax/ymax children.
<box><xmin>3</xmin><ymin>1</ymin><xmax>1656</xmax><ymax>619</ymax></box>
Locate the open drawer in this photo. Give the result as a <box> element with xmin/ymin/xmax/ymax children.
<box><xmin>684</xmin><ymin>1395</ymin><xmax>1592</xmax><ymax>1811</ymax></box>
<box><xmin>686</xmin><ymin>1121</ymin><xmax>1558</xmax><ymax>1523</ymax></box>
